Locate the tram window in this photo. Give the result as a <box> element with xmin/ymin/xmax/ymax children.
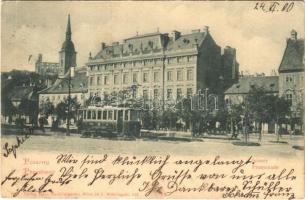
<box><xmin>78</xmin><ymin>110</ymin><xmax>82</xmax><ymax>119</ymax></box>
<box><xmin>114</xmin><ymin>110</ymin><xmax>117</xmax><ymax>120</ymax></box>
<box><xmin>130</xmin><ymin>110</ymin><xmax>138</xmax><ymax>120</ymax></box>
<box><xmin>97</xmin><ymin>111</ymin><xmax>102</xmax><ymax>119</ymax></box>
<box><xmin>124</xmin><ymin>110</ymin><xmax>129</xmax><ymax>120</ymax></box>
<box><xmin>103</xmin><ymin>110</ymin><xmax>107</xmax><ymax>120</ymax></box>
<box><xmin>83</xmin><ymin>111</ymin><xmax>86</xmax><ymax>119</ymax></box>
<box><xmin>108</xmin><ymin>111</ymin><xmax>113</xmax><ymax>120</ymax></box>
<box><xmin>92</xmin><ymin>111</ymin><xmax>96</xmax><ymax>119</ymax></box>
<box><xmin>88</xmin><ymin>111</ymin><xmax>91</xmax><ymax>119</ymax></box>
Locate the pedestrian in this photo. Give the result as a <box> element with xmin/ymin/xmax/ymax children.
<box><xmin>38</xmin><ymin>117</ymin><xmax>45</xmax><ymax>133</ymax></box>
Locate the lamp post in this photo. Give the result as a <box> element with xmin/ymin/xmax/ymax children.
<box><xmin>62</xmin><ymin>67</ymin><xmax>75</xmax><ymax>136</ymax></box>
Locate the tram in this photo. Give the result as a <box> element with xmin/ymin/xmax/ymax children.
<box><xmin>77</xmin><ymin>106</ymin><xmax>141</xmax><ymax>138</ymax></box>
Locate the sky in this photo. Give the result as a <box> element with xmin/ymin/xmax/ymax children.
<box><xmin>1</xmin><ymin>1</ymin><xmax>304</xmax><ymax>75</ymax></box>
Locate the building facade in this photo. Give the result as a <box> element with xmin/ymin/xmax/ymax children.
<box><xmin>278</xmin><ymin>30</ymin><xmax>304</xmax><ymax>119</ymax></box>
<box><xmin>87</xmin><ymin>27</ymin><xmax>236</xmax><ymax>103</ymax></box>
<box><xmin>224</xmin><ymin>75</ymin><xmax>279</xmax><ymax>105</ymax></box>
<box><xmin>222</xmin><ymin>46</ymin><xmax>239</xmax><ymax>90</ymax></box>
<box><xmin>38</xmin><ymin>67</ymin><xmax>88</xmax><ymax>107</ymax></box>
<box><xmin>35</xmin><ymin>54</ymin><xmax>60</xmax><ymax>77</ymax></box>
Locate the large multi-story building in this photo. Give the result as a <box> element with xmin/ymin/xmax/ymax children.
<box><xmin>87</xmin><ymin>27</ymin><xmax>237</xmax><ymax>103</ymax></box>
<box><xmin>278</xmin><ymin>30</ymin><xmax>304</xmax><ymax>119</ymax></box>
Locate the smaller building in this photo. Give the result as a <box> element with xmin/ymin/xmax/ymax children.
<box><xmin>38</xmin><ymin>67</ymin><xmax>88</xmax><ymax>107</ymax></box>
<box><xmin>224</xmin><ymin>75</ymin><xmax>279</xmax><ymax>105</ymax></box>
<box><xmin>278</xmin><ymin>30</ymin><xmax>304</xmax><ymax>119</ymax></box>
<box><xmin>3</xmin><ymin>85</ymin><xmax>39</xmax><ymax>124</ymax></box>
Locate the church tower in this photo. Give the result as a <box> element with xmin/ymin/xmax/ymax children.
<box><xmin>59</xmin><ymin>14</ymin><xmax>77</xmax><ymax>77</ymax></box>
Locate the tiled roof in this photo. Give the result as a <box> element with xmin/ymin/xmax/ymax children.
<box><xmin>279</xmin><ymin>38</ymin><xmax>304</xmax><ymax>72</ymax></box>
<box><xmin>224</xmin><ymin>76</ymin><xmax>279</xmax><ymax>94</ymax></box>
<box><xmin>38</xmin><ymin>67</ymin><xmax>87</xmax><ymax>94</ymax></box>
<box><xmin>166</xmin><ymin>32</ymin><xmax>206</xmax><ymax>51</ymax></box>
<box><xmin>91</xmin><ymin>30</ymin><xmax>208</xmax><ymax>61</ymax></box>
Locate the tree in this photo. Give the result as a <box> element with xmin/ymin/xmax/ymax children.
<box><xmin>245</xmin><ymin>86</ymin><xmax>291</xmax><ymax>142</ymax></box>
<box><xmin>54</xmin><ymin>97</ymin><xmax>80</xmax><ymax>121</ymax></box>
<box><xmin>1</xmin><ymin>97</ymin><xmax>17</xmax><ymax>124</ymax></box>
<box><xmin>39</xmin><ymin>99</ymin><xmax>55</xmax><ymax>117</ymax></box>
<box><xmin>18</xmin><ymin>98</ymin><xmax>38</xmax><ymax>126</ymax></box>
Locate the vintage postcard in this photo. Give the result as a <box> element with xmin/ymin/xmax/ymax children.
<box><xmin>1</xmin><ymin>1</ymin><xmax>304</xmax><ymax>199</ymax></box>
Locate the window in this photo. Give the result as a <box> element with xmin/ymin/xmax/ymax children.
<box><xmin>133</xmin><ymin>73</ymin><xmax>138</xmax><ymax>83</ymax></box>
<box><xmin>167</xmin><ymin>89</ymin><xmax>172</xmax><ymax>99</ymax></box>
<box><xmin>108</xmin><ymin>111</ymin><xmax>113</xmax><ymax>120</ymax></box>
<box><xmin>90</xmin><ymin>76</ymin><xmax>94</xmax><ymax>85</ymax></box>
<box><xmin>286</xmin><ymin>93</ymin><xmax>293</xmax><ymax>105</ymax></box>
<box><xmin>154</xmin><ymin>89</ymin><xmax>158</xmax><ymax>99</ymax></box>
<box><xmin>286</xmin><ymin>76</ymin><xmax>293</xmax><ymax>82</ymax></box>
<box><xmin>177</xmin><ymin>70</ymin><xmax>183</xmax><ymax>81</ymax></box>
<box><xmin>143</xmin><ymin>72</ymin><xmax>149</xmax><ymax>83</ymax></box>
<box><xmin>83</xmin><ymin>111</ymin><xmax>87</xmax><ymax>119</ymax></box>
<box><xmin>154</xmin><ymin>72</ymin><xmax>159</xmax><ymax>82</ymax></box>
<box><xmin>187</xmin><ymin>69</ymin><xmax>193</xmax><ymax>81</ymax></box>
<box><xmin>167</xmin><ymin>71</ymin><xmax>173</xmax><ymax>81</ymax></box>
<box><xmin>143</xmin><ymin>90</ymin><xmax>148</xmax><ymax>100</ymax></box>
<box><xmin>88</xmin><ymin>111</ymin><xmax>92</xmax><ymax>119</ymax></box>
<box><xmin>97</xmin><ymin>111</ymin><xmax>102</xmax><ymax>119</ymax></box>
<box><xmin>97</xmin><ymin>76</ymin><xmax>100</xmax><ymax>85</ymax></box>
<box><xmin>123</xmin><ymin>74</ymin><xmax>128</xmax><ymax>84</ymax></box>
<box><xmin>177</xmin><ymin>88</ymin><xmax>182</xmax><ymax>99</ymax></box>
<box><xmin>103</xmin><ymin>111</ymin><xmax>107</xmax><ymax>120</ymax></box>
<box><xmin>187</xmin><ymin>88</ymin><xmax>193</xmax><ymax>98</ymax></box>
<box><xmin>114</xmin><ymin>74</ymin><xmax>119</xmax><ymax>85</ymax></box>
<box><xmin>92</xmin><ymin>111</ymin><xmax>96</xmax><ymax>119</ymax></box>
<box><xmin>124</xmin><ymin>110</ymin><xmax>129</xmax><ymax>120</ymax></box>
<box><xmin>114</xmin><ymin>111</ymin><xmax>117</xmax><ymax>120</ymax></box>
<box><xmin>104</xmin><ymin>76</ymin><xmax>109</xmax><ymax>85</ymax></box>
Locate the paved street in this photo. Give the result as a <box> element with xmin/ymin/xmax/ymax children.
<box><xmin>1</xmin><ymin>133</ymin><xmax>303</xmax><ymax>159</ymax></box>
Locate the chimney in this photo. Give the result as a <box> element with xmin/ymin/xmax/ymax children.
<box><xmin>203</xmin><ymin>26</ymin><xmax>209</xmax><ymax>33</ymax></box>
<box><xmin>191</xmin><ymin>29</ymin><xmax>200</xmax><ymax>33</ymax></box>
<box><xmin>291</xmin><ymin>29</ymin><xmax>297</xmax><ymax>40</ymax></box>
<box><xmin>101</xmin><ymin>42</ymin><xmax>106</xmax><ymax>50</ymax></box>
<box><xmin>171</xmin><ymin>30</ymin><xmax>181</xmax><ymax>41</ymax></box>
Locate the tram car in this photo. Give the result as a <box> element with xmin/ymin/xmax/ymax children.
<box><xmin>77</xmin><ymin>106</ymin><xmax>141</xmax><ymax>138</ymax></box>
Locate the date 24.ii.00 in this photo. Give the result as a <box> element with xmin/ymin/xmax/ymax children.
<box><xmin>254</xmin><ymin>2</ymin><xmax>294</xmax><ymax>13</ymax></box>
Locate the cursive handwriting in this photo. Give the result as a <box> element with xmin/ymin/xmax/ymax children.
<box><xmin>1</xmin><ymin>154</ymin><xmax>298</xmax><ymax>198</ymax></box>
<box><xmin>254</xmin><ymin>2</ymin><xmax>294</xmax><ymax>13</ymax></box>
<box><xmin>2</xmin><ymin>134</ymin><xmax>30</xmax><ymax>159</ymax></box>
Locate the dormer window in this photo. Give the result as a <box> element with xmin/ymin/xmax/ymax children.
<box><xmin>148</xmin><ymin>41</ymin><xmax>153</xmax><ymax>48</ymax></box>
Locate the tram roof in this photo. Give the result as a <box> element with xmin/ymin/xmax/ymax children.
<box><xmin>80</xmin><ymin>106</ymin><xmax>133</xmax><ymax>110</ymax></box>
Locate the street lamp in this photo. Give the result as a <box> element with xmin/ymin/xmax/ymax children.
<box><xmin>60</xmin><ymin>67</ymin><xmax>75</xmax><ymax>136</ymax></box>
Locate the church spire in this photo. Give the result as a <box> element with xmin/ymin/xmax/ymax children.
<box><xmin>66</xmin><ymin>14</ymin><xmax>72</xmax><ymax>41</ymax></box>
